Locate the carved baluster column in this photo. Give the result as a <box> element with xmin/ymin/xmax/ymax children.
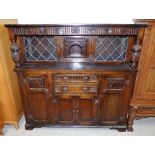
<box><xmin>130</xmin><ymin>40</ymin><xmax>142</xmax><ymax>70</ymax></box>
<box><xmin>10</xmin><ymin>39</ymin><xmax>21</xmax><ymax>67</ymax></box>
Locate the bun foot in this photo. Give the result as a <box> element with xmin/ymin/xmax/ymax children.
<box><xmin>25</xmin><ymin>124</ymin><xmax>34</xmax><ymax>130</ymax></box>
<box><xmin>127</xmin><ymin>127</ymin><xmax>133</xmax><ymax>132</ymax></box>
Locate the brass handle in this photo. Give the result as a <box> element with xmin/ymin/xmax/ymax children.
<box><xmin>95</xmin><ymin>99</ymin><xmax>99</xmax><ymax>104</ymax></box>
<box><xmin>63</xmin><ymin>86</ymin><xmax>68</xmax><ymax>92</ymax></box>
<box><xmin>83</xmin><ymin>87</ymin><xmax>89</xmax><ymax>92</ymax></box>
<box><xmin>63</xmin><ymin>76</ymin><xmax>68</xmax><ymax>82</ymax></box>
<box><xmin>83</xmin><ymin>76</ymin><xmax>89</xmax><ymax>82</ymax></box>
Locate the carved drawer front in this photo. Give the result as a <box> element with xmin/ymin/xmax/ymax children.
<box><xmin>54</xmin><ymin>74</ymin><xmax>99</xmax><ymax>83</ymax></box>
<box><xmin>54</xmin><ymin>84</ymin><xmax>98</xmax><ymax>95</ymax></box>
<box><xmin>136</xmin><ymin>107</ymin><xmax>155</xmax><ymax>116</ymax></box>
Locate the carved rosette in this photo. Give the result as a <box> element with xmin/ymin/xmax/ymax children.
<box><xmin>130</xmin><ymin>40</ymin><xmax>142</xmax><ymax>70</ymax></box>
<box><xmin>10</xmin><ymin>40</ymin><xmax>21</xmax><ymax>67</ymax></box>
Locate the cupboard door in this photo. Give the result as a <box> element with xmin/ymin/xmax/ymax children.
<box><xmin>77</xmin><ymin>97</ymin><xmax>98</xmax><ymax>125</ymax></box>
<box><xmin>24</xmin><ymin>76</ymin><xmax>51</xmax><ymax>124</ymax></box>
<box><xmin>55</xmin><ymin>97</ymin><xmax>75</xmax><ymax>125</ymax></box>
<box><xmin>100</xmin><ymin>77</ymin><xmax>130</xmax><ymax>126</ymax></box>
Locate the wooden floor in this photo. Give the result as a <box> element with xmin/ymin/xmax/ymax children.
<box><xmin>3</xmin><ymin>116</ymin><xmax>155</xmax><ymax>136</ymax></box>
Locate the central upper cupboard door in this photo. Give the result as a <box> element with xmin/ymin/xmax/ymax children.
<box><xmin>61</xmin><ymin>36</ymin><xmax>91</xmax><ymax>63</ymax></box>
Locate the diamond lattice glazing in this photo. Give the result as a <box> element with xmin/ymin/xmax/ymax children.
<box><xmin>95</xmin><ymin>36</ymin><xmax>128</xmax><ymax>61</ymax></box>
<box><xmin>25</xmin><ymin>36</ymin><xmax>57</xmax><ymax>61</ymax></box>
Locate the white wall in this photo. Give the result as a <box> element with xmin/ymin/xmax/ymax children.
<box><xmin>0</xmin><ymin>0</ymin><xmax>155</xmax><ymax>24</ymax></box>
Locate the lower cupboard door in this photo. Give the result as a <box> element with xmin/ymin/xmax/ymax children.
<box><xmin>55</xmin><ymin>98</ymin><xmax>75</xmax><ymax>125</ymax></box>
<box><xmin>100</xmin><ymin>77</ymin><xmax>130</xmax><ymax>126</ymax></box>
<box><xmin>77</xmin><ymin>98</ymin><xmax>98</xmax><ymax>125</ymax></box>
<box><xmin>27</xmin><ymin>89</ymin><xmax>52</xmax><ymax>124</ymax></box>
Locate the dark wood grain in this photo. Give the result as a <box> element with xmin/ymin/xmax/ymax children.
<box><xmin>5</xmin><ymin>24</ymin><xmax>146</xmax><ymax>131</ymax></box>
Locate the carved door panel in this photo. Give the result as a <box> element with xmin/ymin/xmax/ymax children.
<box><xmin>100</xmin><ymin>76</ymin><xmax>130</xmax><ymax>126</ymax></box>
<box><xmin>24</xmin><ymin>75</ymin><xmax>51</xmax><ymax>124</ymax></box>
<box><xmin>77</xmin><ymin>97</ymin><xmax>98</xmax><ymax>125</ymax></box>
<box><xmin>54</xmin><ymin>97</ymin><xmax>75</xmax><ymax>125</ymax></box>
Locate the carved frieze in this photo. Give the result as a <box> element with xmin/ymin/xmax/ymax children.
<box><xmin>9</xmin><ymin>26</ymin><xmax>139</xmax><ymax>36</ymax></box>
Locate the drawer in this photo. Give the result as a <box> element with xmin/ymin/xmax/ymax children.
<box><xmin>54</xmin><ymin>74</ymin><xmax>99</xmax><ymax>83</ymax></box>
<box><xmin>54</xmin><ymin>84</ymin><xmax>98</xmax><ymax>95</ymax></box>
<box><xmin>136</xmin><ymin>107</ymin><xmax>155</xmax><ymax>116</ymax></box>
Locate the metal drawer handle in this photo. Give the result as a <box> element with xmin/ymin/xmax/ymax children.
<box><xmin>83</xmin><ymin>76</ymin><xmax>89</xmax><ymax>82</ymax></box>
<box><xmin>83</xmin><ymin>87</ymin><xmax>89</xmax><ymax>92</ymax></box>
<box><xmin>63</xmin><ymin>86</ymin><xmax>68</xmax><ymax>92</ymax></box>
<box><xmin>95</xmin><ymin>99</ymin><xmax>99</xmax><ymax>104</ymax></box>
<box><xmin>63</xmin><ymin>76</ymin><xmax>68</xmax><ymax>82</ymax></box>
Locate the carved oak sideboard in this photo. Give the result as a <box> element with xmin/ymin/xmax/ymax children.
<box><xmin>5</xmin><ymin>24</ymin><xmax>146</xmax><ymax>131</ymax></box>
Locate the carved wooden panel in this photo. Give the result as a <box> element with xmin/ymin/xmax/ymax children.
<box><xmin>64</xmin><ymin>38</ymin><xmax>88</xmax><ymax>58</ymax></box>
<box><xmin>54</xmin><ymin>74</ymin><xmax>99</xmax><ymax>83</ymax></box>
<box><xmin>107</xmin><ymin>78</ymin><xmax>125</xmax><ymax>89</ymax></box>
<box><xmin>54</xmin><ymin>74</ymin><xmax>99</xmax><ymax>96</ymax></box>
<box><xmin>28</xmin><ymin>78</ymin><xmax>45</xmax><ymax>88</ymax></box>
<box><xmin>54</xmin><ymin>84</ymin><xmax>98</xmax><ymax>95</ymax></box>
<box><xmin>7</xmin><ymin>25</ymin><xmax>140</xmax><ymax>36</ymax></box>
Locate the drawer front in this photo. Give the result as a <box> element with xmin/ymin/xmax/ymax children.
<box><xmin>54</xmin><ymin>84</ymin><xmax>98</xmax><ymax>95</ymax></box>
<box><xmin>136</xmin><ymin>107</ymin><xmax>155</xmax><ymax>116</ymax></box>
<box><xmin>54</xmin><ymin>74</ymin><xmax>99</xmax><ymax>83</ymax></box>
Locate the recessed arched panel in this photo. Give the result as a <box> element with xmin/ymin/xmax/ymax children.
<box><xmin>69</xmin><ymin>44</ymin><xmax>83</xmax><ymax>57</ymax></box>
<box><xmin>64</xmin><ymin>37</ymin><xmax>88</xmax><ymax>59</ymax></box>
